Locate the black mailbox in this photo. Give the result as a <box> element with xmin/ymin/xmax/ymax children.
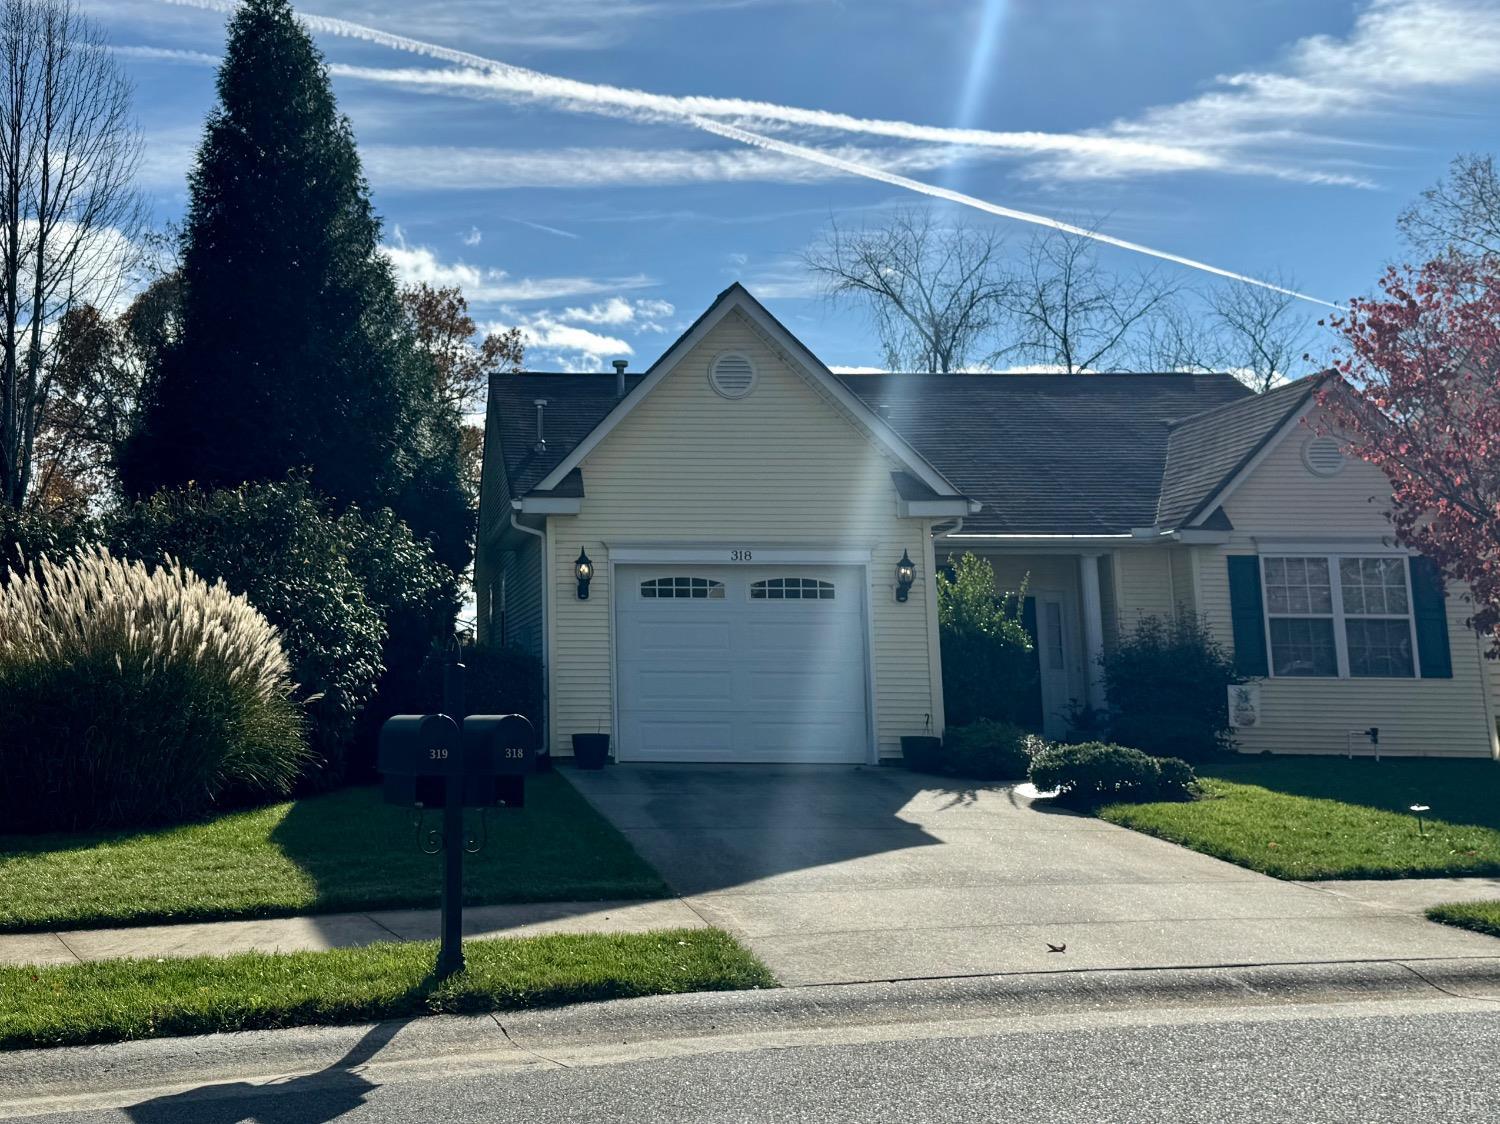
<box><xmin>462</xmin><ymin>713</ymin><xmax>537</xmax><ymax>808</ymax></box>
<box><xmin>380</xmin><ymin>713</ymin><xmax>461</xmax><ymax>807</ymax></box>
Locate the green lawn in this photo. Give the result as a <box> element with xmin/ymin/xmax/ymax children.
<box><xmin>1099</xmin><ymin>757</ymin><xmax>1500</xmax><ymax>880</ymax></box>
<box><xmin>1427</xmin><ymin>901</ymin><xmax>1500</xmax><ymax>938</ymax></box>
<box><xmin>0</xmin><ymin>774</ymin><xmax>669</xmax><ymax>933</ymax></box>
<box><xmin>0</xmin><ymin>928</ymin><xmax>774</xmax><ymax>1051</ymax></box>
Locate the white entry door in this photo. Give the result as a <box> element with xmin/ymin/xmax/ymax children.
<box><xmin>615</xmin><ymin>565</ymin><xmax>870</xmax><ymax>763</ymax></box>
<box><xmin>1035</xmin><ymin>592</ymin><xmax>1081</xmax><ymax>740</ymax></box>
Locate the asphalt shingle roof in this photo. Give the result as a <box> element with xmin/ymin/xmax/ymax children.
<box><xmin>485</xmin><ymin>365</ymin><xmax>1322</xmax><ymax>537</ymax></box>
<box><xmin>839</xmin><ymin>373</ymin><xmax>1253</xmax><ymax>535</ymax></box>
<box><xmin>1155</xmin><ymin>375</ymin><xmax>1327</xmax><ymax>529</ymax></box>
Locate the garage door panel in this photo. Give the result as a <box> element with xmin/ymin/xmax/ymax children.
<box><xmin>634</xmin><ymin>669</ymin><xmax>734</xmax><ymax>706</ymax></box>
<box><xmin>616</xmin><ymin>564</ymin><xmax>870</xmax><ymax>763</ymax></box>
<box><xmin>627</xmin><ymin>618</ymin><xmax>733</xmax><ymax>655</ymax></box>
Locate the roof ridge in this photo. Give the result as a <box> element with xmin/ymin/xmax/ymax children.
<box><xmin>1164</xmin><ymin>372</ymin><xmax>1323</xmax><ymax>429</ymax></box>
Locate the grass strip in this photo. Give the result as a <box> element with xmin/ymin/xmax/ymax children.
<box><xmin>0</xmin><ymin>928</ymin><xmax>775</xmax><ymax>1051</ymax></box>
<box><xmin>0</xmin><ymin>775</ymin><xmax>669</xmax><ymax>933</ymax></box>
<box><xmin>1426</xmin><ymin>901</ymin><xmax>1500</xmax><ymax>940</ymax></box>
<box><xmin>1100</xmin><ymin>759</ymin><xmax>1500</xmax><ymax>880</ymax></box>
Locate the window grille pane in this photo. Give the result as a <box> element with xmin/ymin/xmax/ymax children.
<box><xmin>1346</xmin><ymin>618</ymin><xmax>1414</xmax><ymax>677</ymax></box>
<box><xmin>1269</xmin><ymin>617</ymin><xmax>1338</xmax><ymax>677</ymax></box>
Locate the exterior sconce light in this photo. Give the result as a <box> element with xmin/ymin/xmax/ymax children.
<box><xmin>574</xmin><ymin>548</ymin><xmax>594</xmax><ymax>600</ymax></box>
<box><xmin>895</xmin><ymin>548</ymin><xmax>916</xmax><ymax>602</ymax></box>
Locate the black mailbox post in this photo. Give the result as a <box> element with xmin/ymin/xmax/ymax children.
<box><xmin>378</xmin><ymin>653</ymin><xmax>537</xmax><ymax>978</ymax></box>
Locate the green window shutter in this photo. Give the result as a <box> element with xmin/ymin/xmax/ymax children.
<box><xmin>1227</xmin><ymin>556</ymin><xmax>1269</xmax><ymax>677</ymax></box>
<box><xmin>1410</xmin><ymin>556</ymin><xmax>1452</xmax><ymax>679</ymax></box>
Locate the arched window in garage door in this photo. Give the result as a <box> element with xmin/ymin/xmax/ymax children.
<box><xmin>640</xmin><ymin>576</ymin><xmax>726</xmax><ymax>599</ymax></box>
<box><xmin>750</xmin><ymin>577</ymin><xmax>836</xmax><ymax>601</ymax></box>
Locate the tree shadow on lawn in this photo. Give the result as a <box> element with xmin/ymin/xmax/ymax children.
<box><xmin>267</xmin><ymin>774</ymin><xmax>671</xmax><ymax>916</ymax></box>
<box><xmin>124</xmin><ymin>1017</ymin><xmax>402</xmax><ymax>1123</ymax></box>
<box><xmin>1200</xmin><ymin>755</ymin><xmax>1500</xmax><ymax>831</ymax></box>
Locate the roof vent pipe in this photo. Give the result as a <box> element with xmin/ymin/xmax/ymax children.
<box><xmin>612</xmin><ymin>359</ymin><xmax>628</xmax><ymax>398</ymax></box>
<box><xmin>533</xmin><ymin>398</ymin><xmax>547</xmax><ymax>453</ymax></box>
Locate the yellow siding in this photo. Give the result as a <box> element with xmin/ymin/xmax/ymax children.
<box><xmin>1197</xmin><ymin>410</ymin><xmax>1496</xmax><ymax>757</ymax></box>
<box><xmin>501</xmin><ymin>538</ymin><xmax>544</xmax><ymax>658</ymax></box>
<box><xmin>543</xmin><ymin>309</ymin><xmax>939</xmax><ymax>758</ymax></box>
<box><xmin>1111</xmin><ymin>547</ymin><xmax>1179</xmax><ymax>635</ymax></box>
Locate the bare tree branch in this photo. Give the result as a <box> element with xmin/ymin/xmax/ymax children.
<box><xmin>0</xmin><ymin>0</ymin><xmax>142</xmax><ymax>510</ymax></box>
<box><xmin>1399</xmin><ymin>152</ymin><xmax>1500</xmax><ymax>261</ymax></box>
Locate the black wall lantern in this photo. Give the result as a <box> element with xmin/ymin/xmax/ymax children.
<box><xmin>895</xmin><ymin>548</ymin><xmax>916</xmax><ymax>602</ymax></box>
<box><xmin>574</xmin><ymin>548</ymin><xmax>594</xmax><ymax>600</ymax></box>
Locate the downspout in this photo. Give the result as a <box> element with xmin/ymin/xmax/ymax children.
<box><xmin>510</xmin><ymin>506</ymin><xmax>549</xmax><ymax>754</ymax></box>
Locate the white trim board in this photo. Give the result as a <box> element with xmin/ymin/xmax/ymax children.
<box><xmin>532</xmin><ymin>284</ymin><xmax>970</xmax><ymax>504</ymax></box>
<box><xmin>606</xmin><ymin>544</ymin><xmax>876</xmax><ymax>565</ymax></box>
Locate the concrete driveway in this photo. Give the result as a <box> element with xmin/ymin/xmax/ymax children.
<box><xmin>567</xmin><ymin>764</ymin><xmax>1500</xmax><ymax>986</ymax></box>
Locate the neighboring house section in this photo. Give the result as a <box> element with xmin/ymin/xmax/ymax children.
<box><xmin>477</xmin><ymin>284</ymin><xmax>1500</xmax><ymax>762</ymax></box>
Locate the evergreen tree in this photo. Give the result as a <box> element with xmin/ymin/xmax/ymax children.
<box><xmin>122</xmin><ymin>0</ymin><xmax>469</xmax><ymax>569</ymax></box>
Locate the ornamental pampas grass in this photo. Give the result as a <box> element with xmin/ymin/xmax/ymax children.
<box><xmin>0</xmin><ymin>547</ymin><xmax>307</xmax><ymax>831</ymax></box>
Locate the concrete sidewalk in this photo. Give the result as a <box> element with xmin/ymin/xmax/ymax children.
<box><xmin>0</xmin><ymin>899</ymin><xmax>706</xmax><ymax>967</ymax></box>
<box><xmin>567</xmin><ymin>764</ymin><xmax>1500</xmax><ymax>987</ymax></box>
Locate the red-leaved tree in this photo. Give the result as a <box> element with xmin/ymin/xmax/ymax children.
<box><xmin>1319</xmin><ymin>253</ymin><xmax>1500</xmax><ymax>644</ymax></box>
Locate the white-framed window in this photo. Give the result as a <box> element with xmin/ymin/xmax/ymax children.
<box><xmin>750</xmin><ymin>577</ymin><xmax>835</xmax><ymax>601</ymax></box>
<box><xmin>640</xmin><ymin>576</ymin><xmax>725</xmax><ymax>600</ymax></box>
<box><xmin>1261</xmin><ymin>554</ymin><xmax>1417</xmax><ymax>679</ymax></box>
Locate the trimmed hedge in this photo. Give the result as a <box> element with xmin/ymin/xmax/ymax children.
<box><xmin>1029</xmin><ymin>740</ymin><xmax>1196</xmax><ymax>809</ymax></box>
<box><xmin>939</xmin><ymin>720</ymin><xmax>1036</xmax><ymax>781</ymax></box>
<box><xmin>1103</xmin><ymin>614</ymin><xmax>1238</xmax><ymax>761</ymax></box>
<box><xmin>0</xmin><ymin>548</ymin><xmax>305</xmax><ymax>831</ymax></box>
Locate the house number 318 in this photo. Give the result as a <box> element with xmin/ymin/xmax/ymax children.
<box><xmin>730</xmin><ymin>549</ymin><xmax>752</xmax><ymax>561</ymax></box>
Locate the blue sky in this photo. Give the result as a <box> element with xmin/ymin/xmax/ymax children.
<box><xmin>94</xmin><ymin>0</ymin><xmax>1500</xmax><ymax>372</ymax></box>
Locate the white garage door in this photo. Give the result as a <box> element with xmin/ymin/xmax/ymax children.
<box><xmin>615</xmin><ymin>565</ymin><xmax>870</xmax><ymax>763</ymax></box>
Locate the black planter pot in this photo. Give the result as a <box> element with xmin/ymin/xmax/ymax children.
<box><xmin>901</xmin><ymin>735</ymin><xmax>943</xmax><ymax>774</ymax></box>
<box><xmin>572</xmin><ymin>733</ymin><xmax>611</xmax><ymax>770</ymax></box>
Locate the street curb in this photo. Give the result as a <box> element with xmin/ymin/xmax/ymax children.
<box><xmin>2</xmin><ymin>954</ymin><xmax>1499</xmax><ymax>1112</ymax></box>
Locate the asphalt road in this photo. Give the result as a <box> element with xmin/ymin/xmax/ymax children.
<box><xmin>8</xmin><ymin>1003</ymin><xmax>1497</xmax><ymax>1123</ymax></box>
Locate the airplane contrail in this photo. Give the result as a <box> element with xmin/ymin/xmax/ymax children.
<box><xmin>154</xmin><ymin>0</ymin><xmax>1343</xmax><ymax>308</ymax></box>
<box><xmin>694</xmin><ymin>118</ymin><xmax>1344</xmax><ymax>309</ymax></box>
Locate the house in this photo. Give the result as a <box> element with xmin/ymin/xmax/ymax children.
<box><xmin>476</xmin><ymin>284</ymin><xmax>1500</xmax><ymax>763</ymax></box>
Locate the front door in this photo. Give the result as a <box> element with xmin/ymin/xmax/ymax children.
<box><xmin>1034</xmin><ymin>592</ymin><xmax>1079</xmax><ymax>739</ymax></box>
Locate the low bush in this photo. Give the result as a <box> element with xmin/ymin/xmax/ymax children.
<box><xmin>940</xmin><ymin>719</ymin><xmax>1034</xmax><ymax>780</ymax></box>
<box><xmin>109</xmin><ymin>482</ymin><xmax>384</xmax><ymax>784</ymax></box>
<box><xmin>1028</xmin><ymin>740</ymin><xmax>1196</xmax><ymax>809</ymax></box>
<box><xmin>1102</xmin><ymin>614</ymin><xmax>1239</xmax><ymax>762</ymax></box>
<box><xmin>937</xmin><ymin>553</ymin><xmax>1036</xmax><ymax>726</ymax></box>
<box><xmin>0</xmin><ymin>547</ymin><xmax>305</xmax><ymax>831</ymax></box>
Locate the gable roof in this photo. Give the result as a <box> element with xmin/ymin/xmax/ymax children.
<box><xmin>839</xmin><ymin>372</ymin><xmax>1253</xmax><ymax>535</ymax></box>
<box><xmin>1154</xmin><ymin>374</ymin><xmax>1329</xmax><ymax>529</ymax></box>
<box><xmin>524</xmin><ymin>283</ymin><xmax>968</xmax><ymax>501</ymax></box>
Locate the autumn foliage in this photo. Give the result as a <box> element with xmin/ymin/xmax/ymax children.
<box><xmin>1320</xmin><ymin>253</ymin><xmax>1500</xmax><ymax>644</ymax></box>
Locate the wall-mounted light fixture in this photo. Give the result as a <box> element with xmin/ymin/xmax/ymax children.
<box><xmin>574</xmin><ymin>548</ymin><xmax>594</xmax><ymax>600</ymax></box>
<box><xmin>895</xmin><ymin>548</ymin><xmax>916</xmax><ymax>602</ymax></box>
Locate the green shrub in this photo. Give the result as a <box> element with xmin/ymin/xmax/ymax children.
<box><xmin>940</xmin><ymin>720</ymin><xmax>1033</xmax><ymax>780</ymax></box>
<box><xmin>0</xmin><ymin>506</ymin><xmax>93</xmax><ymax>581</ymax></box>
<box><xmin>1028</xmin><ymin>741</ymin><xmax>1196</xmax><ymax>809</ymax></box>
<box><xmin>0</xmin><ymin>547</ymin><xmax>305</xmax><ymax>831</ymax></box>
<box><xmin>342</xmin><ymin>507</ymin><xmax>461</xmax><ymax>770</ymax></box>
<box><xmin>418</xmin><ymin>644</ymin><xmax>544</xmax><ymax>726</ymax></box>
<box><xmin>1103</xmin><ymin>614</ymin><xmax>1239</xmax><ymax>762</ymax></box>
<box><xmin>108</xmin><ymin>482</ymin><xmax>385</xmax><ymax>783</ymax></box>
<box><xmin>937</xmin><ymin>553</ymin><xmax>1036</xmax><ymax>726</ymax></box>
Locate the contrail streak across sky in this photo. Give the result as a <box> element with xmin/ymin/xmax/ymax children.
<box><xmin>155</xmin><ymin>0</ymin><xmax>1343</xmax><ymax>308</ymax></box>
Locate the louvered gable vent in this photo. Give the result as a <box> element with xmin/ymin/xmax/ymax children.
<box><xmin>710</xmin><ymin>353</ymin><xmax>757</xmax><ymax>399</ymax></box>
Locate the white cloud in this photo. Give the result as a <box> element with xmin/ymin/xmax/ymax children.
<box><xmin>1049</xmin><ymin>0</ymin><xmax>1500</xmax><ymax>183</ymax></box>
<box><xmin>519</xmin><ymin>315</ymin><xmax>631</xmax><ymax>360</ymax></box>
<box><xmin>357</xmin><ymin>142</ymin><xmax>1002</xmax><ymax>190</ymax></box>
<box><xmin>379</xmin><ymin>230</ymin><xmax>652</xmax><ymax>303</ymax></box>
<box><xmin>460</xmin><ymin>226</ymin><xmax>482</xmax><ymax>246</ymax></box>
<box><xmin>828</xmin><ymin>365</ymin><xmax>885</xmax><ymax>374</ymax></box>
<box><xmin>558</xmin><ymin>297</ymin><xmax>675</xmax><ymax>329</ymax></box>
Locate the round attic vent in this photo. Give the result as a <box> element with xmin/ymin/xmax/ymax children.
<box><xmin>709</xmin><ymin>352</ymin><xmax>757</xmax><ymax>400</ymax></box>
<box><xmin>1302</xmin><ymin>435</ymin><xmax>1345</xmax><ymax>478</ymax></box>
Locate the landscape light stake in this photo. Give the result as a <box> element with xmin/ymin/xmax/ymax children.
<box><xmin>1410</xmin><ymin>804</ymin><xmax>1430</xmax><ymax>838</ymax></box>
